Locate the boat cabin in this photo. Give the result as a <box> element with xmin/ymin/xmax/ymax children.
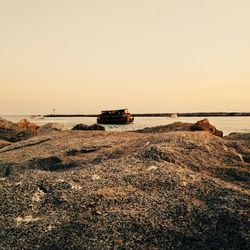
<box><xmin>97</xmin><ymin>108</ymin><xmax>134</xmax><ymax>124</ymax></box>
<box><xmin>101</xmin><ymin>109</ymin><xmax>128</xmax><ymax>115</ymax></box>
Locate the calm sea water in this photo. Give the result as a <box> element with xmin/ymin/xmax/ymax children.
<box><xmin>2</xmin><ymin>115</ymin><xmax>250</xmax><ymax>135</ymax></box>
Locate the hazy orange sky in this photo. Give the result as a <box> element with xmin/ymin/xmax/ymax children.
<box><xmin>1</xmin><ymin>0</ymin><xmax>249</xmax><ymax>115</ymax></box>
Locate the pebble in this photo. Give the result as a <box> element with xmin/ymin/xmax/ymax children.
<box><xmin>147</xmin><ymin>166</ymin><xmax>158</xmax><ymax>171</ymax></box>
<box><xmin>91</xmin><ymin>174</ymin><xmax>101</xmax><ymax>181</ymax></box>
<box><xmin>16</xmin><ymin>215</ymin><xmax>41</xmax><ymax>226</ymax></box>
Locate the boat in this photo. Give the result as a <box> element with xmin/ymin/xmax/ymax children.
<box><xmin>97</xmin><ymin>109</ymin><xmax>134</xmax><ymax>124</ymax></box>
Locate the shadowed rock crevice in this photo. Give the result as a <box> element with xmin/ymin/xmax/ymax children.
<box><xmin>28</xmin><ymin>156</ymin><xmax>77</xmax><ymax>171</ymax></box>
<box><xmin>65</xmin><ymin>147</ymin><xmax>101</xmax><ymax>156</ymax></box>
<box><xmin>0</xmin><ymin>164</ymin><xmax>11</xmax><ymax>177</ymax></box>
<box><xmin>242</xmin><ymin>155</ymin><xmax>250</xmax><ymax>163</ymax></box>
<box><xmin>0</xmin><ymin>163</ymin><xmax>26</xmax><ymax>177</ymax></box>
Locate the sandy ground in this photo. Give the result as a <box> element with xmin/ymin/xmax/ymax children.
<box><xmin>0</xmin><ymin>130</ymin><xmax>249</xmax><ymax>249</ymax></box>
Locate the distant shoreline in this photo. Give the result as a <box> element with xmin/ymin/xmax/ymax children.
<box><xmin>44</xmin><ymin>112</ymin><xmax>250</xmax><ymax>117</ymax></box>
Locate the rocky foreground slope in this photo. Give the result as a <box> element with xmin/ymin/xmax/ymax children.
<box><xmin>0</xmin><ymin>127</ymin><xmax>249</xmax><ymax>249</ymax></box>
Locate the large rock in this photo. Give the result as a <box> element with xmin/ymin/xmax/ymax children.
<box><xmin>87</xmin><ymin>123</ymin><xmax>105</xmax><ymax>131</ymax></box>
<box><xmin>17</xmin><ymin>119</ymin><xmax>39</xmax><ymax>132</ymax></box>
<box><xmin>136</xmin><ymin>122</ymin><xmax>192</xmax><ymax>133</ymax></box>
<box><xmin>0</xmin><ymin>118</ymin><xmax>17</xmax><ymax>131</ymax></box>
<box><xmin>38</xmin><ymin>123</ymin><xmax>63</xmax><ymax>134</ymax></box>
<box><xmin>71</xmin><ymin>124</ymin><xmax>89</xmax><ymax>130</ymax></box>
<box><xmin>0</xmin><ymin>118</ymin><xmax>39</xmax><ymax>142</ymax></box>
<box><xmin>71</xmin><ymin>123</ymin><xmax>105</xmax><ymax>131</ymax></box>
<box><xmin>136</xmin><ymin>119</ymin><xmax>223</xmax><ymax>137</ymax></box>
<box><xmin>190</xmin><ymin>119</ymin><xmax>223</xmax><ymax>137</ymax></box>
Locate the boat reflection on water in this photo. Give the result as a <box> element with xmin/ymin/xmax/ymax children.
<box><xmin>97</xmin><ymin>109</ymin><xmax>134</xmax><ymax>124</ymax></box>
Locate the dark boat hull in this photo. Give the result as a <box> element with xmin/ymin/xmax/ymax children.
<box><xmin>97</xmin><ymin>116</ymin><xmax>134</xmax><ymax>124</ymax></box>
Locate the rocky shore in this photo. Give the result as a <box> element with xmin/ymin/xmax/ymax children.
<box><xmin>0</xmin><ymin>118</ymin><xmax>249</xmax><ymax>249</ymax></box>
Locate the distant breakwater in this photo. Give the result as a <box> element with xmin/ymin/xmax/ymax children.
<box><xmin>44</xmin><ymin>112</ymin><xmax>250</xmax><ymax>117</ymax></box>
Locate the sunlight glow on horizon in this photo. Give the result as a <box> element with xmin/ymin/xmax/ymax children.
<box><xmin>0</xmin><ymin>0</ymin><xmax>249</xmax><ymax>115</ymax></box>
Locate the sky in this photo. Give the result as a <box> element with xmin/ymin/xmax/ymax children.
<box><xmin>0</xmin><ymin>0</ymin><xmax>249</xmax><ymax>115</ymax></box>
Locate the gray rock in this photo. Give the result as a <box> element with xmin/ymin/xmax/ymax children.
<box><xmin>38</xmin><ymin>123</ymin><xmax>63</xmax><ymax>133</ymax></box>
<box><xmin>71</xmin><ymin>124</ymin><xmax>89</xmax><ymax>130</ymax></box>
<box><xmin>71</xmin><ymin>123</ymin><xmax>105</xmax><ymax>131</ymax></box>
<box><xmin>87</xmin><ymin>123</ymin><xmax>105</xmax><ymax>131</ymax></box>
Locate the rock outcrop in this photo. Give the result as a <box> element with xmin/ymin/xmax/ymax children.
<box><xmin>71</xmin><ymin>123</ymin><xmax>105</xmax><ymax>131</ymax></box>
<box><xmin>0</xmin><ymin>129</ymin><xmax>249</xmax><ymax>249</ymax></box>
<box><xmin>0</xmin><ymin>118</ymin><xmax>39</xmax><ymax>142</ymax></box>
<box><xmin>71</xmin><ymin>124</ymin><xmax>89</xmax><ymax>130</ymax></box>
<box><xmin>136</xmin><ymin>122</ymin><xmax>192</xmax><ymax>133</ymax></box>
<box><xmin>136</xmin><ymin>119</ymin><xmax>223</xmax><ymax>137</ymax></box>
<box><xmin>17</xmin><ymin>119</ymin><xmax>39</xmax><ymax>132</ymax></box>
<box><xmin>87</xmin><ymin>123</ymin><xmax>105</xmax><ymax>131</ymax></box>
<box><xmin>190</xmin><ymin>119</ymin><xmax>223</xmax><ymax>137</ymax></box>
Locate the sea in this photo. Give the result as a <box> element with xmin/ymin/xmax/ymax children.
<box><xmin>2</xmin><ymin>115</ymin><xmax>250</xmax><ymax>135</ymax></box>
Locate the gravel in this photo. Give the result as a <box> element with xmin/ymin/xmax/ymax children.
<box><xmin>0</xmin><ymin>130</ymin><xmax>249</xmax><ymax>249</ymax></box>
